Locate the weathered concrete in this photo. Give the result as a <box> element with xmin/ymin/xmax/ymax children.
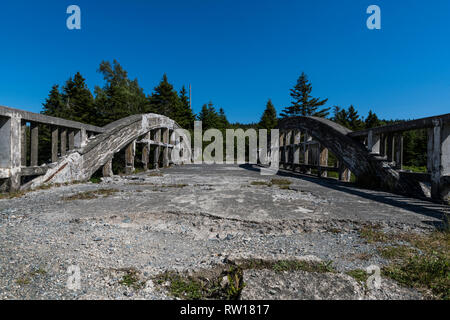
<box><xmin>0</xmin><ymin>164</ymin><xmax>447</xmax><ymax>300</ymax></box>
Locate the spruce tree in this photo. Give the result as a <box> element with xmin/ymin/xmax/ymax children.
<box><xmin>175</xmin><ymin>86</ymin><xmax>196</xmax><ymax>130</ymax></box>
<box><xmin>62</xmin><ymin>72</ymin><xmax>95</xmax><ymax>124</ymax></box>
<box><xmin>42</xmin><ymin>85</ymin><xmax>65</xmax><ymax>118</ymax></box>
<box><xmin>197</xmin><ymin>102</ymin><xmax>220</xmax><ymax>130</ymax></box>
<box><xmin>148</xmin><ymin>74</ymin><xmax>180</xmax><ymax>119</ymax></box>
<box><xmin>280</xmin><ymin>72</ymin><xmax>329</xmax><ymax>118</ymax></box>
<box><xmin>95</xmin><ymin>60</ymin><xmax>149</xmax><ymax>125</ymax></box>
<box><xmin>259</xmin><ymin>99</ymin><xmax>278</xmax><ymax>130</ymax></box>
<box><xmin>365</xmin><ymin>110</ymin><xmax>380</xmax><ymax>129</ymax></box>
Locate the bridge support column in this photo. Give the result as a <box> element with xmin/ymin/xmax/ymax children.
<box><xmin>428</xmin><ymin>122</ymin><xmax>450</xmax><ymax>203</ymax></box>
<box><xmin>338</xmin><ymin>162</ymin><xmax>351</xmax><ymax>182</ymax></box>
<box><xmin>142</xmin><ymin>132</ymin><xmax>150</xmax><ymax>171</ymax></box>
<box><xmin>51</xmin><ymin>126</ymin><xmax>59</xmax><ymax>163</ymax></box>
<box><xmin>386</xmin><ymin>134</ymin><xmax>394</xmax><ymax>162</ymax></box>
<box><xmin>68</xmin><ymin>130</ymin><xmax>75</xmax><ymax>151</ymax></box>
<box><xmin>125</xmin><ymin>140</ymin><xmax>136</xmax><ymax>174</ymax></box>
<box><xmin>60</xmin><ymin>128</ymin><xmax>67</xmax><ymax>156</ymax></box>
<box><xmin>30</xmin><ymin>122</ymin><xmax>39</xmax><ymax>167</ymax></box>
<box><xmin>0</xmin><ymin>116</ymin><xmax>22</xmax><ymax>191</ymax></box>
<box><xmin>293</xmin><ymin>130</ymin><xmax>301</xmax><ymax>172</ymax></box>
<box><xmin>285</xmin><ymin>131</ymin><xmax>292</xmax><ymax>170</ymax></box>
<box><xmin>279</xmin><ymin>131</ymin><xmax>285</xmax><ymax>168</ymax></box>
<box><xmin>318</xmin><ymin>145</ymin><xmax>328</xmax><ymax>178</ymax></box>
<box><xmin>367</xmin><ymin>130</ymin><xmax>380</xmax><ymax>154</ymax></box>
<box><xmin>304</xmin><ymin>132</ymin><xmax>312</xmax><ymax>174</ymax></box>
<box><xmin>74</xmin><ymin>128</ymin><xmax>87</xmax><ymax>149</ymax></box>
<box><xmin>102</xmin><ymin>158</ymin><xmax>113</xmax><ymax>177</ymax></box>
<box><xmin>162</xmin><ymin>128</ymin><xmax>169</xmax><ymax>167</ymax></box>
<box><xmin>21</xmin><ymin>120</ymin><xmax>27</xmax><ymax>166</ymax></box>
<box><xmin>394</xmin><ymin>134</ymin><xmax>403</xmax><ymax>170</ymax></box>
<box><xmin>154</xmin><ymin>129</ymin><xmax>161</xmax><ymax>169</ymax></box>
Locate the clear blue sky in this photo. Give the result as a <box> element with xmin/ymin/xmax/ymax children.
<box><xmin>0</xmin><ymin>0</ymin><xmax>449</xmax><ymax>123</ymax></box>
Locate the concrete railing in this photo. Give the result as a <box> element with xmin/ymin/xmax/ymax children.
<box><xmin>278</xmin><ymin>114</ymin><xmax>450</xmax><ymax>204</ymax></box>
<box><xmin>0</xmin><ymin>106</ymin><xmax>189</xmax><ymax>191</ymax></box>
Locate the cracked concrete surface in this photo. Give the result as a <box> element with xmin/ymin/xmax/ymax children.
<box><xmin>0</xmin><ymin>164</ymin><xmax>448</xmax><ymax>299</ymax></box>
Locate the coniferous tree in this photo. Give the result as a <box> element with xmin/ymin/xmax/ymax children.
<box><xmin>198</xmin><ymin>102</ymin><xmax>221</xmax><ymax>130</ymax></box>
<box><xmin>218</xmin><ymin>108</ymin><xmax>229</xmax><ymax>130</ymax></box>
<box><xmin>148</xmin><ymin>74</ymin><xmax>180</xmax><ymax>119</ymax></box>
<box><xmin>365</xmin><ymin>110</ymin><xmax>380</xmax><ymax>129</ymax></box>
<box><xmin>332</xmin><ymin>105</ymin><xmax>363</xmax><ymax>131</ymax></box>
<box><xmin>259</xmin><ymin>99</ymin><xmax>278</xmax><ymax>130</ymax></box>
<box><xmin>175</xmin><ymin>86</ymin><xmax>196</xmax><ymax>130</ymax></box>
<box><xmin>280</xmin><ymin>72</ymin><xmax>329</xmax><ymax>118</ymax></box>
<box><xmin>94</xmin><ymin>60</ymin><xmax>149</xmax><ymax>125</ymax></box>
<box><xmin>62</xmin><ymin>72</ymin><xmax>95</xmax><ymax>124</ymax></box>
<box><xmin>42</xmin><ymin>85</ymin><xmax>65</xmax><ymax>117</ymax></box>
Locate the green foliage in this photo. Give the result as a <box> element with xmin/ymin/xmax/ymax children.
<box><xmin>258</xmin><ymin>99</ymin><xmax>278</xmax><ymax>130</ymax></box>
<box><xmin>280</xmin><ymin>72</ymin><xmax>329</xmax><ymax>118</ymax></box>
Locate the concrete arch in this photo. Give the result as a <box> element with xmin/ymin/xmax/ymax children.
<box><xmin>25</xmin><ymin>113</ymin><xmax>190</xmax><ymax>189</ymax></box>
<box><xmin>279</xmin><ymin>116</ymin><xmax>425</xmax><ymax>198</ymax></box>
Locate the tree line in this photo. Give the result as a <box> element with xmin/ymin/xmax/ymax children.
<box><xmin>41</xmin><ymin>63</ymin><xmax>426</xmax><ymax>168</ymax></box>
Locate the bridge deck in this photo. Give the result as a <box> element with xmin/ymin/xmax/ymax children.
<box><xmin>0</xmin><ymin>164</ymin><xmax>448</xmax><ymax>299</ymax></box>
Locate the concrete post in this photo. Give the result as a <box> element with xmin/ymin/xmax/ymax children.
<box><xmin>142</xmin><ymin>132</ymin><xmax>150</xmax><ymax>171</ymax></box>
<box><xmin>319</xmin><ymin>145</ymin><xmax>328</xmax><ymax>178</ymax></box>
<box><xmin>279</xmin><ymin>131</ymin><xmax>285</xmax><ymax>167</ymax></box>
<box><xmin>125</xmin><ymin>140</ymin><xmax>136</xmax><ymax>174</ymax></box>
<box><xmin>163</xmin><ymin>128</ymin><xmax>170</xmax><ymax>167</ymax></box>
<box><xmin>0</xmin><ymin>116</ymin><xmax>22</xmax><ymax>191</ymax></box>
<box><xmin>68</xmin><ymin>130</ymin><xmax>75</xmax><ymax>150</ymax></box>
<box><xmin>394</xmin><ymin>134</ymin><xmax>403</xmax><ymax>170</ymax></box>
<box><xmin>339</xmin><ymin>163</ymin><xmax>351</xmax><ymax>182</ymax></box>
<box><xmin>368</xmin><ymin>130</ymin><xmax>381</xmax><ymax>154</ymax></box>
<box><xmin>154</xmin><ymin>129</ymin><xmax>161</xmax><ymax>169</ymax></box>
<box><xmin>30</xmin><ymin>122</ymin><xmax>39</xmax><ymax>166</ymax></box>
<box><xmin>304</xmin><ymin>132</ymin><xmax>312</xmax><ymax>174</ymax></box>
<box><xmin>428</xmin><ymin>121</ymin><xmax>450</xmax><ymax>203</ymax></box>
<box><xmin>386</xmin><ymin>134</ymin><xmax>394</xmax><ymax>162</ymax></box>
<box><xmin>21</xmin><ymin>121</ymin><xmax>27</xmax><ymax>166</ymax></box>
<box><xmin>285</xmin><ymin>131</ymin><xmax>292</xmax><ymax>169</ymax></box>
<box><xmin>60</xmin><ymin>128</ymin><xmax>67</xmax><ymax>156</ymax></box>
<box><xmin>51</xmin><ymin>126</ymin><xmax>59</xmax><ymax>163</ymax></box>
<box><xmin>293</xmin><ymin>130</ymin><xmax>301</xmax><ymax>172</ymax></box>
<box><xmin>102</xmin><ymin>158</ymin><xmax>113</xmax><ymax>177</ymax></box>
<box><xmin>74</xmin><ymin>128</ymin><xmax>87</xmax><ymax>149</ymax></box>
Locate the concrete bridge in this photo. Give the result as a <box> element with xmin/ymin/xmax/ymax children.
<box><xmin>0</xmin><ymin>105</ymin><xmax>449</xmax><ymax>204</ymax></box>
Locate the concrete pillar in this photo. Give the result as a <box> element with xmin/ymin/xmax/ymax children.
<box><xmin>154</xmin><ymin>129</ymin><xmax>161</xmax><ymax>169</ymax></box>
<box><xmin>319</xmin><ymin>145</ymin><xmax>328</xmax><ymax>178</ymax></box>
<box><xmin>0</xmin><ymin>116</ymin><xmax>22</xmax><ymax>191</ymax></box>
<box><xmin>21</xmin><ymin>121</ymin><xmax>27</xmax><ymax>166</ymax></box>
<box><xmin>141</xmin><ymin>132</ymin><xmax>151</xmax><ymax>171</ymax></box>
<box><xmin>68</xmin><ymin>130</ymin><xmax>75</xmax><ymax>150</ymax></box>
<box><xmin>394</xmin><ymin>134</ymin><xmax>403</xmax><ymax>170</ymax></box>
<box><xmin>279</xmin><ymin>131</ymin><xmax>285</xmax><ymax>167</ymax></box>
<box><xmin>380</xmin><ymin>134</ymin><xmax>386</xmax><ymax>157</ymax></box>
<box><xmin>102</xmin><ymin>158</ymin><xmax>113</xmax><ymax>177</ymax></box>
<box><xmin>386</xmin><ymin>134</ymin><xmax>394</xmax><ymax>162</ymax></box>
<box><xmin>428</xmin><ymin>122</ymin><xmax>450</xmax><ymax>203</ymax></box>
<box><xmin>339</xmin><ymin>163</ymin><xmax>351</xmax><ymax>182</ymax></box>
<box><xmin>51</xmin><ymin>126</ymin><xmax>59</xmax><ymax>163</ymax></box>
<box><xmin>367</xmin><ymin>130</ymin><xmax>381</xmax><ymax>154</ymax></box>
<box><xmin>293</xmin><ymin>130</ymin><xmax>301</xmax><ymax>172</ymax></box>
<box><xmin>285</xmin><ymin>131</ymin><xmax>292</xmax><ymax>169</ymax></box>
<box><xmin>60</xmin><ymin>128</ymin><xmax>67</xmax><ymax>156</ymax></box>
<box><xmin>163</xmin><ymin>128</ymin><xmax>170</xmax><ymax>167</ymax></box>
<box><xmin>304</xmin><ymin>132</ymin><xmax>312</xmax><ymax>174</ymax></box>
<box><xmin>125</xmin><ymin>140</ymin><xmax>136</xmax><ymax>174</ymax></box>
<box><xmin>30</xmin><ymin>122</ymin><xmax>39</xmax><ymax>166</ymax></box>
<box><xmin>74</xmin><ymin>128</ymin><xmax>87</xmax><ymax>149</ymax></box>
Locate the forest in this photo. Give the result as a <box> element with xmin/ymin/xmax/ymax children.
<box><xmin>40</xmin><ymin>60</ymin><xmax>428</xmax><ymax>171</ymax></box>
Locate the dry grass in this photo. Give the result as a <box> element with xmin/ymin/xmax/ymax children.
<box><xmin>63</xmin><ymin>188</ymin><xmax>119</xmax><ymax>201</ymax></box>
